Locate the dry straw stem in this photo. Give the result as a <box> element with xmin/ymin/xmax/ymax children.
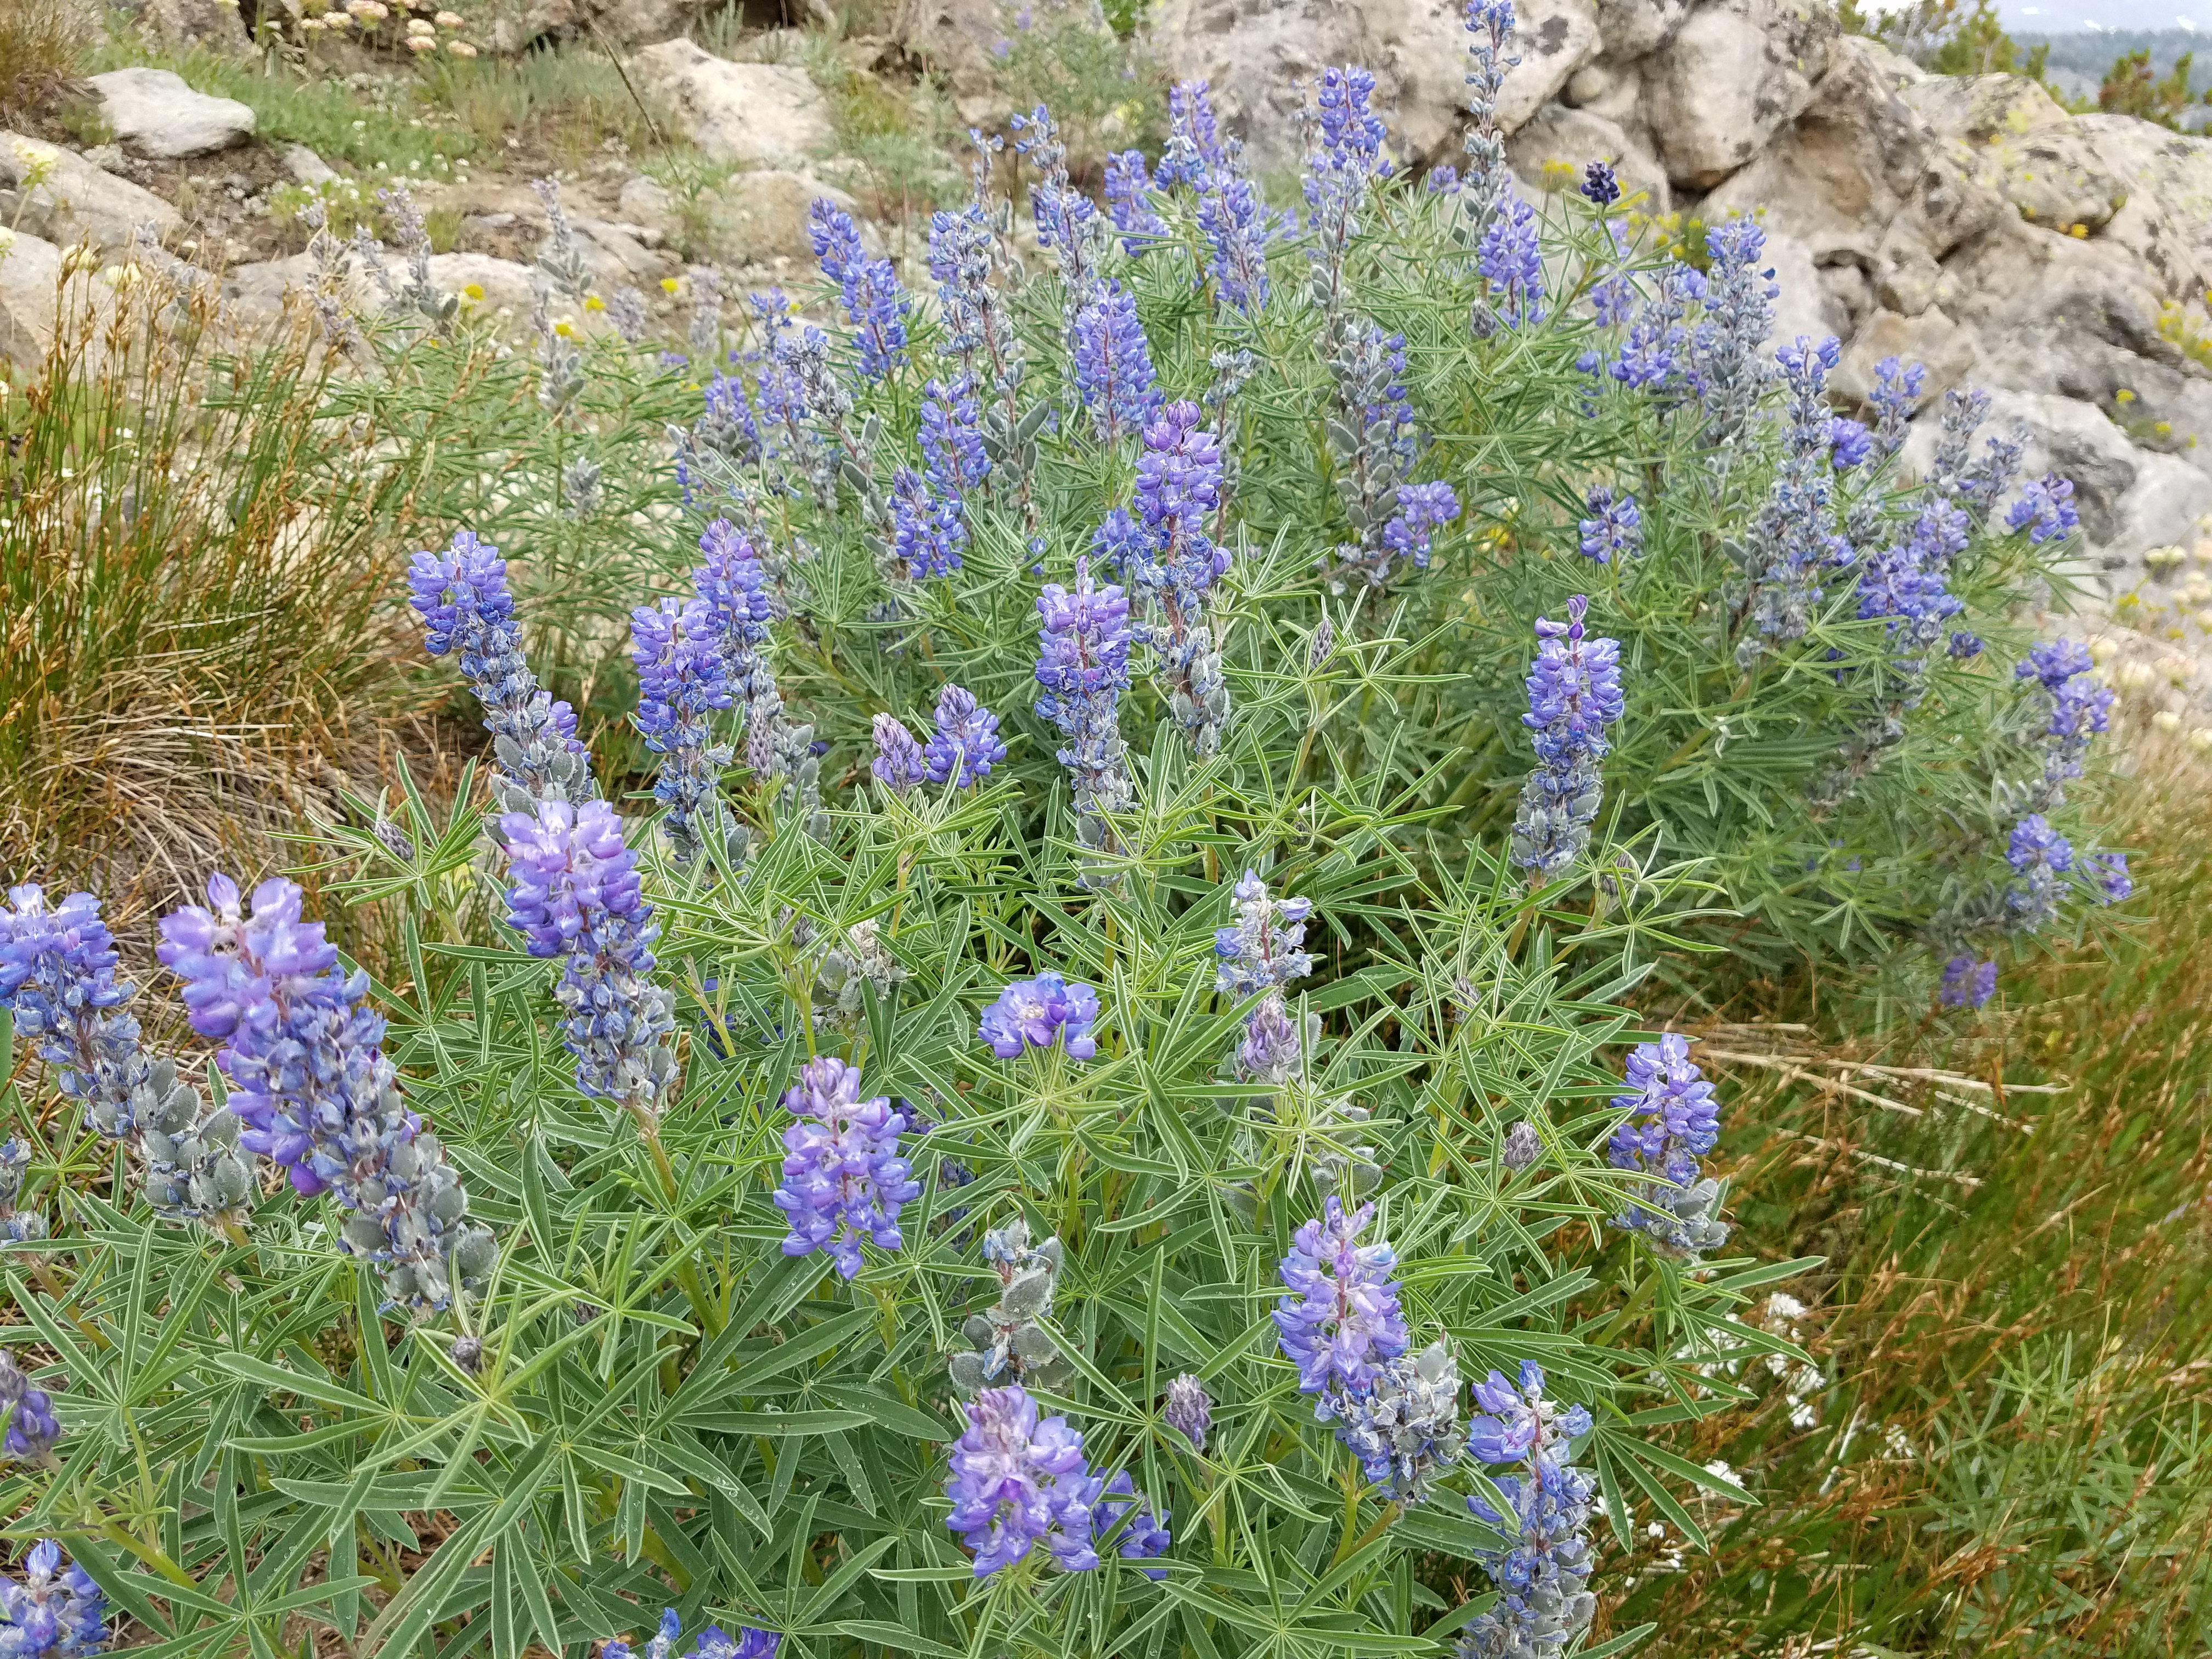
<box><xmin>0</xmin><ymin>255</ymin><xmax>445</xmax><ymax>933</ymax></box>
<box><xmin>1609</xmin><ymin>740</ymin><xmax>2212</xmax><ymax>1655</ymax></box>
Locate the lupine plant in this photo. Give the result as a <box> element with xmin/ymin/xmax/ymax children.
<box><xmin>0</xmin><ymin>2</ymin><xmax>2138</xmax><ymax>1655</ymax></box>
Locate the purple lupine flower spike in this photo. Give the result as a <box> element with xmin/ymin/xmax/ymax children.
<box><xmin>1070</xmin><ymin>280</ymin><xmax>1160</xmax><ymax>443</ymax></box>
<box><xmin>807</xmin><ymin>197</ymin><xmax>909</xmax><ymax>379</ymax></box>
<box><xmin>0</xmin><ymin>1538</ymin><xmax>108</xmax><ymax>1659</ymax></box>
<box><xmin>500</xmin><ymin>800</ymin><xmax>678</xmax><ymax>1119</ymax></box>
<box><xmin>1459</xmin><ymin>0</ymin><xmax>1519</xmax><ymax>227</ymax></box>
<box><xmin>1578</xmin><ymin>486</ymin><xmax>1641</xmax><ymax>564</ymax></box>
<box><xmin>1474</xmin><ymin>191</ymin><xmax>1544</xmax><ymax>332</ymax></box>
<box><xmin>1692</xmin><ymin>218</ymin><xmax>1779</xmax><ymax>445</ymax></box>
<box><xmin>1302</xmin><ymin>64</ymin><xmax>1392</xmax><ymax>306</ymax></box>
<box><xmin>1116</xmin><ymin>400</ymin><xmax>1233</xmax><ymax>755</ymax></box>
<box><xmin>1606</xmin><ymin>1032</ymin><xmax>1729</xmax><ymax>1262</ymax></box>
<box><xmin>630</xmin><ymin>595</ymin><xmax>735</xmax><ymax>864</ymax></box>
<box><xmin>1164</xmin><ymin>1373</ymin><xmax>1211</xmax><ymax>1452</ymax></box>
<box><xmin>944</xmin><ymin>1384</ymin><xmax>1103</xmax><ymax>1577</ymax></box>
<box><xmin>919</xmin><ymin>375</ymin><xmax>990</xmax><ymax>500</ymax></box>
<box><xmin>1090</xmin><ymin>1470</ymin><xmax>1172</xmax><ymax>1576</ymax></box>
<box><xmin>1271</xmin><ymin>1197</ymin><xmax>1408</xmax><ymax>1399</ymax></box>
<box><xmin>157</xmin><ymin>876</ymin><xmax>494</xmax><ymax>1311</ymax></box>
<box><xmin>1461</xmin><ymin>1361</ymin><xmax>1600</xmax><ymax>1655</ymax></box>
<box><xmin>1381</xmin><ymin>479</ymin><xmax>1460</xmax><ymax>575</ymax></box>
<box><xmin>2015</xmin><ymin>639</ymin><xmax>2112</xmax><ymax>803</ymax></box>
<box><xmin>1510</xmin><ymin>594</ymin><xmax>1625</xmax><ymax>880</ymax></box>
<box><xmin>771</xmin><ymin>1056</ymin><xmax>919</xmax><ymax>1279</ymax></box>
<box><xmin>406</xmin><ymin>531</ymin><xmax>593</xmax><ymax>815</ymax></box>
<box><xmin>871</xmin><ymin>713</ymin><xmax>927</xmax><ymax>795</ymax></box>
<box><xmin>1938</xmin><ymin>955</ymin><xmax>1998</xmax><ymax>1010</ymax></box>
<box><xmin>1322</xmin><ymin>317</ymin><xmax>1457</xmax><ymax>589</ymax></box>
<box><xmin>1333</xmin><ymin>1340</ymin><xmax>1464</xmax><ymax>1502</ymax></box>
<box><xmin>1157</xmin><ymin>80</ymin><xmax>1226</xmax><ymax>189</ymax></box>
<box><xmin>1742</xmin><ymin>335</ymin><xmax>1849</xmax><ymax>654</ymax></box>
<box><xmin>0</xmin><ymin>1350</ymin><xmax>62</xmax><ymax>1462</ymax></box>
<box><xmin>1868</xmin><ymin>356</ymin><xmax>1926</xmax><ymax>460</ymax></box>
<box><xmin>2004</xmin><ymin>811</ymin><xmax>2074</xmax><ymax>932</ymax></box>
<box><xmin>2084</xmin><ymin>851</ymin><xmax>2131</xmax><ymax>905</ymax></box>
<box><xmin>1014</xmin><ymin>104</ymin><xmax>1110</xmax><ymax>299</ymax></box>
<box><xmin>979</xmin><ymin>972</ymin><xmax>1101</xmax><ymax>1060</ymax></box>
<box><xmin>608</xmin><ymin>1610</ymin><xmax>780</xmax><ymax>1659</ymax></box>
<box><xmin>1035</xmin><ymin>557</ymin><xmax>1138</xmax><ymax>851</ymax></box>
<box><xmin>1216</xmin><ymin>869</ymin><xmax>1315</xmax><ymax>1084</ymax></box>
<box><xmin>1829</xmin><ymin>416</ymin><xmax>1874</xmax><ymax>470</ymax></box>
<box><xmin>2007</xmin><ymin>473</ymin><xmax>2080</xmax><ymax>544</ymax></box>
<box><xmin>923</xmin><ymin>685</ymin><xmax>1008</xmax><ymax>789</ymax></box>
<box><xmin>1104</xmin><ymin>149</ymin><xmax>1166</xmax><ymax>253</ymax></box>
<box><xmin>0</xmin><ymin>886</ymin><xmax>251</xmax><ymax>1228</ymax></box>
<box><xmin>695</xmin><ymin>518</ymin><xmax>816</xmax><ymax>821</ymax></box>
<box><xmin>890</xmin><ymin>465</ymin><xmax>967</xmax><ymax>581</ymax></box>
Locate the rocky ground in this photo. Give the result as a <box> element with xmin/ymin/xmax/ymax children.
<box><xmin>7</xmin><ymin>0</ymin><xmax>2212</xmax><ymax>735</ymax></box>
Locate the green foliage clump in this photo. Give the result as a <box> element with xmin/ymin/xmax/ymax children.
<box><xmin>1836</xmin><ymin>0</ymin><xmax>2050</xmax><ymax>82</ymax></box>
<box><xmin>0</xmin><ymin>39</ymin><xmax>2146</xmax><ymax>1659</ymax></box>
<box><xmin>2098</xmin><ymin>47</ymin><xmax>2202</xmax><ymax>130</ymax></box>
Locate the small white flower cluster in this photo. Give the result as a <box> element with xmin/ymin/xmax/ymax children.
<box><xmin>1760</xmin><ymin>1293</ymin><xmax>1827</xmax><ymax>1431</ymax></box>
<box><xmin>294</xmin><ymin>0</ymin><xmax>478</xmax><ymax>53</ymax></box>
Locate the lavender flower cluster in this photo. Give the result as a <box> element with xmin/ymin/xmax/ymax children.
<box><xmin>407</xmin><ymin>532</ymin><xmax>592</xmax><ymax>817</ymax></box>
<box><xmin>771</xmin><ymin>1056</ymin><xmax>918</xmax><ymax>1280</ymax></box>
<box><xmin>1606</xmin><ymin>1034</ymin><xmax>1729</xmax><ymax>1262</ymax></box>
<box><xmin>502</xmin><ymin>801</ymin><xmax>678</xmax><ymax>1121</ymax></box>
<box><xmin>158</xmin><ymin>876</ymin><xmax>495</xmax><ymax>1311</ymax></box>
<box><xmin>1459</xmin><ymin>1364</ymin><xmax>1599</xmax><ymax>1659</ymax></box>
<box><xmin>1928</xmin><ymin>636</ymin><xmax>2126</xmax><ymax>1010</ymax></box>
<box><xmin>602</xmin><ymin>1607</ymin><xmax>780</xmax><ymax>1659</ymax></box>
<box><xmin>1320</xmin><ymin>313</ymin><xmax>1462</xmax><ymax>590</ymax></box>
<box><xmin>0</xmin><ymin>886</ymin><xmax>251</xmax><ymax>1228</ymax></box>
<box><xmin>1034</xmin><ymin>558</ymin><xmax>1138</xmax><ymax>856</ymax></box>
<box><xmin>0</xmin><ymin>1541</ymin><xmax>107</xmax><ymax>1659</ymax></box>
<box><xmin>1739</xmin><ymin>336</ymin><xmax>1850</xmax><ymax>655</ymax></box>
<box><xmin>943</xmin><ymin>1384</ymin><xmax>1171</xmax><ymax>1578</ymax></box>
<box><xmin>0</xmin><ymin>1352</ymin><xmax>60</xmax><ymax>1463</ymax></box>
<box><xmin>979</xmin><ymin>973</ymin><xmax>1100</xmax><ymax>1061</ymax></box>
<box><xmin>1103</xmin><ymin>400</ymin><xmax>1233</xmax><ymax>755</ymax></box>
<box><xmin>629</xmin><ymin>594</ymin><xmax>734</xmax><ymax>866</ymax></box>
<box><xmin>1216</xmin><ymin>869</ymin><xmax>1315</xmax><ymax>1085</ymax></box>
<box><xmin>1510</xmin><ymin>596</ymin><xmax>1625</xmax><ymax>881</ymax></box>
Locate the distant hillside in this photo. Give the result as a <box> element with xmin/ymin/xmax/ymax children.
<box><xmin>2016</xmin><ymin>27</ymin><xmax>2212</xmax><ymax>101</ymax></box>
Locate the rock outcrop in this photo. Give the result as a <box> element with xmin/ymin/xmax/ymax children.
<box><xmin>90</xmin><ymin>67</ymin><xmax>257</xmax><ymax>160</ymax></box>
<box><xmin>1</xmin><ymin>134</ymin><xmax>183</xmax><ymax>255</ymax></box>
<box><xmin>624</xmin><ymin>41</ymin><xmax>836</xmax><ymax>168</ymax></box>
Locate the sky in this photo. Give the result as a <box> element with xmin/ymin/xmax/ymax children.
<box><xmin>1993</xmin><ymin>0</ymin><xmax>2205</xmax><ymax>27</ymax></box>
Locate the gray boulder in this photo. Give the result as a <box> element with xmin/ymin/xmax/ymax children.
<box><xmin>91</xmin><ymin>67</ymin><xmax>256</xmax><ymax>159</ymax></box>
<box><xmin>1640</xmin><ymin>0</ymin><xmax>1834</xmax><ymax>188</ymax></box>
<box><xmin>113</xmin><ymin>0</ymin><xmax>249</xmax><ymax>50</ymax></box>
<box><xmin>1142</xmin><ymin>0</ymin><xmax>1598</xmax><ymax>175</ymax></box>
<box><xmin>0</xmin><ymin>132</ymin><xmax>183</xmax><ymax>255</ymax></box>
<box><xmin>625</xmin><ymin>41</ymin><xmax>834</xmax><ymax>169</ymax></box>
<box><xmin>1506</xmin><ymin>104</ymin><xmax>1670</xmax><ymax>212</ymax></box>
<box><xmin>1701</xmin><ymin>38</ymin><xmax>2002</xmax><ymax>305</ymax></box>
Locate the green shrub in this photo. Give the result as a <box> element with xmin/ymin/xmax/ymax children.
<box><xmin>0</xmin><ymin>26</ymin><xmax>2143</xmax><ymax>1659</ymax></box>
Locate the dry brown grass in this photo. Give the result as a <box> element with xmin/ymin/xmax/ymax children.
<box><xmin>0</xmin><ymin>0</ymin><xmax>93</xmax><ymax>132</ymax></box>
<box><xmin>1588</xmin><ymin>735</ymin><xmax>2212</xmax><ymax>1655</ymax></box>
<box><xmin>0</xmin><ymin>256</ymin><xmax>445</xmax><ymax>939</ymax></box>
